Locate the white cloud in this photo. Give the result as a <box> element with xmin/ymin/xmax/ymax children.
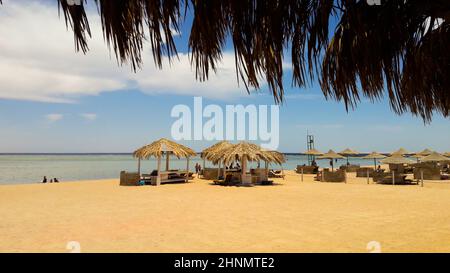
<box><xmin>45</xmin><ymin>114</ymin><xmax>63</xmax><ymax>122</ymax></box>
<box><xmin>80</xmin><ymin>113</ymin><xmax>97</xmax><ymax>121</ymax></box>
<box><xmin>0</xmin><ymin>1</ymin><xmax>247</xmax><ymax>103</ymax></box>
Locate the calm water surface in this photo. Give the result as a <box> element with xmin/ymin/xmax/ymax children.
<box><xmin>0</xmin><ymin>154</ymin><xmax>377</xmax><ymax>185</ymax></box>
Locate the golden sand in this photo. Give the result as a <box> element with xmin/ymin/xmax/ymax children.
<box><xmin>1</xmin><ymin>170</ymin><xmax>450</xmax><ymax>253</ymax></box>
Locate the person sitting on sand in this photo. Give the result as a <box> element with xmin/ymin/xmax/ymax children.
<box><xmin>50</xmin><ymin>179</ymin><xmax>53</xmax><ymax>183</ymax></box>
<box><xmin>54</xmin><ymin>178</ymin><xmax>59</xmax><ymax>183</ymax></box>
<box><xmin>42</xmin><ymin>176</ymin><xmax>47</xmax><ymax>183</ymax></box>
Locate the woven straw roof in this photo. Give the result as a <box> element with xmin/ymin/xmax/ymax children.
<box><xmin>415</xmin><ymin>148</ymin><xmax>433</xmax><ymax>156</ymax></box>
<box><xmin>31</xmin><ymin>1</ymin><xmax>450</xmax><ymax>121</ymax></box>
<box><xmin>304</xmin><ymin>149</ymin><xmax>323</xmax><ymax>156</ymax></box>
<box><xmin>421</xmin><ymin>152</ymin><xmax>450</xmax><ymax>162</ymax></box>
<box><xmin>318</xmin><ymin>149</ymin><xmax>345</xmax><ymax>159</ymax></box>
<box><xmin>362</xmin><ymin>152</ymin><xmax>386</xmax><ymax>159</ymax></box>
<box><xmin>339</xmin><ymin>148</ymin><xmax>360</xmax><ymax>155</ymax></box>
<box><xmin>381</xmin><ymin>154</ymin><xmax>415</xmax><ymax>164</ymax></box>
<box><xmin>391</xmin><ymin>148</ymin><xmax>410</xmax><ymax>155</ymax></box>
<box><xmin>133</xmin><ymin>138</ymin><xmax>196</xmax><ymax>159</ymax></box>
<box><xmin>208</xmin><ymin>142</ymin><xmax>282</xmax><ymax>165</ymax></box>
<box><xmin>201</xmin><ymin>141</ymin><xmax>232</xmax><ymax>160</ymax></box>
<box><xmin>264</xmin><ymin>150</ymin><xmax>286</xmax><ymax>165</ymax></box>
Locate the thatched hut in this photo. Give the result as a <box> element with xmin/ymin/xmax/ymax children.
<box><xmin>133</xmin><ymin>138</ymin><xmax>196</xmax><ymax>185</ymax></box>
<box><xmin>208</xmin><ymin>142</ymin><xmax>283</xmax><ymax>185</ymax></box>
<box><xmin>201</xmin><ymin>141</ymin><xmax>232</xmax><ymax>179</ymax></box>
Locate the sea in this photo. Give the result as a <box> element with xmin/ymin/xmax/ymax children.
<box><xmin>0</xmin><ymin>154</ymin><xmax>377</xmax><ymax>185</ymax></box>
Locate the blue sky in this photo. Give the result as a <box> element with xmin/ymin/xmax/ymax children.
<box><xmin>0</xmin><ymin>0</ymin><xmax>449</xmax><ymax>153</ymax></box>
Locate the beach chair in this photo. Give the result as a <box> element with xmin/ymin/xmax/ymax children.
<box><xmin>214</xmin><ymin>174</ymin><xmax>232</xmax><ymax>185</ymax></box>
<box><xmin>268</xmin><ymin>170</ymin><xmax>284</xmax><ymax>178</ymax></box>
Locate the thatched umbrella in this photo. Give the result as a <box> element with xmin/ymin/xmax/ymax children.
<box><xmin>17</xmin><ymin>1</ymin><xmax>450</xmax><ymax>121</ymax></box>
<box><xmin>201</xmin><ymin>141</ymin><xmax>232</xmax><ymax>178</ymax></box>
<box><xmin>317</xmin><ymin>150</ymin><xmax>344</xmax><ymax>171</ymax></box>
<box><xmin>262</xmin><ymin>150</ymin><xmax>286</xmax><ymax>180</ymax></box>
<box><xmin>381</xmin><ymin>154</ymin><xmax>415</xmax><ymax>165</ymax></box>
<box><xmin>339</xmin><ymin>148</ymin><xmax>360</xmax><ymax>165</ymax></box>
<box><xmin>304</xmin><ymin>148</ymin><xmax>323</xmax><ymax>166</ymax></box>
<box><xmin>411</xmin><ymin>148</ymin><xmax>434</xmax><ymax>162</ymax></box>
<box><xmin>304</xmin><ymin>149</ymin><xmax>323</xmax><ymax>156</ymax></box>
<box><xmin>421</xmin><ymin>152</ymin><xmax>450</xmax><ymax>163</ymax></box>
<box><xmin>444</xmin><ymin>152</ymin><xmax>450</xmax><ymax>157</ymax></box>
<box><xmin>416</xmin><ymin>148</ymin><xmax>433</xmax><ymax>156</ymax></box>
<box><xmin>362</xmin><ymin>152</ymin><xmax>386</xmax><ymax>170</ymax></box>
<box><xmin>209</xmin><ymin>142</ymin><xmax>276</xmax><ymax>184</ymax></box>
<box><xmin>133</xmin><ymin>138</ymin><xmax>196</xmax><ymax>184</ymax></box>
<box><xmin>391</xmin><ymin>148</ymin><xmax>410</xmax><ymax>156</ymax></box>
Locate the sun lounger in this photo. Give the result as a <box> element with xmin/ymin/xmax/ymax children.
<box><xmin>268</xmin><ymin>170</ymin><xmax>284</xmax><ymax>178</ymax></box>
<box><xmin>214</xmin><ymin>174</ymin><xmax>239</xmax><ymax>186</ymax></box>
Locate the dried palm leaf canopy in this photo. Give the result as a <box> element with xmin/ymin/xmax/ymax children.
<box><xmin>133</xmin><ymin>138</ymin><xmax>196</xmax><ymax>159</ymax></box>
<box><xmin>208</xmin><ymin>142</ymin><xmax>279</xmax><ymax>166</ymax></box>
<box><xmin>201</xmin><ymin>141</ymin><xmax>232</xmax><ymax>161</ymax></box>
<box><xmin>304</xmin><ymin>149</ymin><xmax>323</xmax><ymax>156</ymax></box>
<box><xmin>4</xmin><ymin>1</ymin><xmax>449</xmax><ymax>121</ymax></box>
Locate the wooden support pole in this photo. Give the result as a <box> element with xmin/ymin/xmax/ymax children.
<box><xmin>156</xmin><ymin>155</ymin><xmax>161</xmax><ymax>186</ymax></box>
<box><xmin>367</xmin><ymin>169</ymin><xmax>370</xmax><ymax>184</ymax></box>
<box><xmin>186</xmin><ymin>157</ymin><xmax>190</xmax><ymax>183</ymax></box>
<box><xmin>165</xmin><ymin>152</ymin><xmax>170</xmax><ymax>171</ymax></box>
<box><xmin>137</xmin><ymin>158</ymin><xmax>141</xmax><ymax>175</ymax></box>
<box><xmin>392</xmin><ymin>170</ymin><xmax>395</xmax><ymax>186</ymax></box>
<box><xmin>421</xmin><ymin>170</ymin><xmax>424</xmax><ymax>187</ymax></box>
<box><xmin>301</xmin><ymin>168</ymin><xmax>304</xmax><ymax>182</ymax></box>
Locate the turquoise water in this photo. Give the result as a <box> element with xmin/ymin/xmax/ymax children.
<box><xmin>0</xmin><ymin>154</ymin><xmax>377</xmax><ymax>185</ymax></box>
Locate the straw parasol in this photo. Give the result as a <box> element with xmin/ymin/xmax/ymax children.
<box><xmin>133</xmin><ymin>138</ymin><xmax>196</xmax><ymax>184</ymax></box>
<box><xmin>209</xmin><ymin>142</ymin><xmax>279</xmax><ymax>184</ymax></box>
<box><xmin>362</xmin><ymin>152</ymin><xmax>386</xmax><ymax>169</ymax></box>
<box><xmin>201</xmin><ymin>141</ymin><xmax>232</xmax><ymax>173</ymax></box>
<box><xmin>381</xmin><ymin>154</ymin><xmax>415</xmax><ymax>165</ymax></box>
<box><xmin>420</xmin><ymin>152</ymin><xmax>450</xmax><ymax>163</ymax></box>
<box><xmin>444</xmin><ymin>152</ymin><xmax>450</xmax><ymax>157</ymax></box>
<box><xmin>317</xmin><ymin>150</ymin><xmax>344</xmax><ymax>171</ymax></box>
<box><xmin>304</xmin><ymin>148</ymin><xmax>323</xmax><ymax>166</ymax></box>
<box><xmin>304</xmin><ymin>148</ymin><xmax>323</xmax><ymax>156</ymax></box>
<box><xmin>391</xmin><ymin>148</ymin><xmax>410</xmax><ymax>156</ymax></box>
<box><xmin>416</xmin><ymin>148</ymin><xmax>433</xmax><ymax>156</ymax></box>
<box><xmin>339</xmin><ymin>148</ymin><xmax>360</xmax><ymax>165</ymax></box>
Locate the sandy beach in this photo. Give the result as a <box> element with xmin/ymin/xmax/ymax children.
<box><xmin>1</xmin><ymin>169</ymin><xmax>450</xmax><ymax>253</ymax></box>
